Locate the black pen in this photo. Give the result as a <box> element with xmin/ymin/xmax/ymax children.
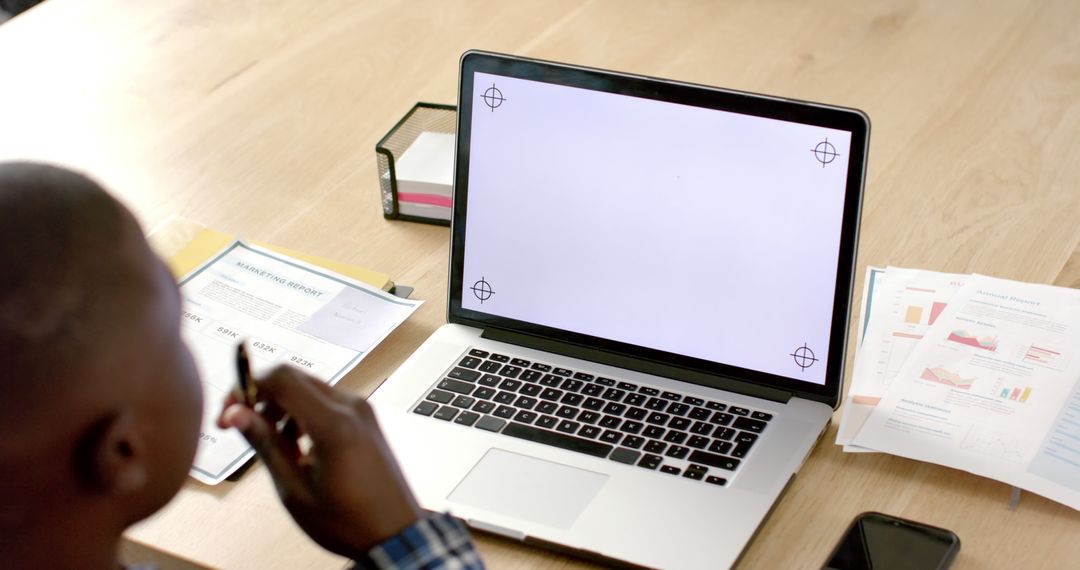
<box><xmin>235</xmin><ymin>341</ymin><xmax>257</xmax><ymax>407</ymax></box>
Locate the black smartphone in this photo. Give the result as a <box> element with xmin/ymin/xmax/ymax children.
<box><xmin>823</xmin><ymin>512</ymin><xmax>960</xmax><ymax>570</ymax></box>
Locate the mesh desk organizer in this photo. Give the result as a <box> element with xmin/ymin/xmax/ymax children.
<box><xmin>376</xmin><ymin>102</ymin><xmax>457</xmax><ymax>226</ymax></box>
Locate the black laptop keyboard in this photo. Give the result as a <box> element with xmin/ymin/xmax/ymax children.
<box><xmin>412</xmin><ymin>348</ymin><xmax>773</xmax><ymax>486</ymax></box>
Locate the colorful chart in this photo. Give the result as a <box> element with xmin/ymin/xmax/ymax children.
<box><xmin>947</xmin><ymin>330</ymin><xmax>997</xmax><ymax>352</ymax></box>
<box><xmin>919</xmin><ymin>367</ymin><xmax>974</xmax><ymax>389</ymax></box>
<box><xmin>904</xmin><ymin>305</ymin><xmax>923</xmax><ymax>324</ymax></box>
<box><xmin>1024</xmin><ymin>345</ymin><xmax>1062</xmax><ymax>367</ymax></box>
<box><xmin>929</xmin><ymin>301</ymin><xmax>947</xmax><ymax>325</ymax></box>
<box><xmin>999</xmin><ymin>386</ymin><xmax>1032</xmax><ymax>403</ymax></box>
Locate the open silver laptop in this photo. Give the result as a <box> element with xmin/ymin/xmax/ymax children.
<box><xmin>369</xmin><ymin>51</ymin><xmax>869</xmax><ymax>569</ymax></box>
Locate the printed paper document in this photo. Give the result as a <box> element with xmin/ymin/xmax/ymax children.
<box><xmin>179</xmin><ymin>241</ymin><xmax>421</xmax><ymax>484</ymax></box>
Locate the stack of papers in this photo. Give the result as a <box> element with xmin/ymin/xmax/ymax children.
<box><xmin>389</xmin><ymin>131</ymin><xmax>455</xmax><ymax>221</ymax></box>
<box><xmin>838</xmin><ymin>267</ymin><xmax>1080</xmax><ymax>511</ymax></box>
<box><xmin>176</xmin><ymin>240</ymin><xmax>421</xmax><ymax>484</ymax></box>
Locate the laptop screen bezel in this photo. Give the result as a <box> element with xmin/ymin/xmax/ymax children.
<box><xmin>447</xmin><ymin>50</ymin><xmax>868</xmax><ymax>407</ymax></box>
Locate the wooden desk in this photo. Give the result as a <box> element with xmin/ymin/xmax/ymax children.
<box><xmin>2</xmin><ymin>1</ymin><xmax>1080</xmax><ymax>567</ymax></box>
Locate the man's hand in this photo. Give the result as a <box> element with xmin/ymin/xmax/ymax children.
<box><xmin>217</xmin><ymin>366</ymin><xmax>422</xmax><ymax>559</ymax></box>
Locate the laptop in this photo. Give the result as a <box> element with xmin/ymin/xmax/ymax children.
<box><xmin>369</xmin><ymin>51</ymin><xmax>869</xmax><ymax>569</ymax></box>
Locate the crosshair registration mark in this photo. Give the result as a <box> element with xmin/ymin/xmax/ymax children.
<box><xmin>790</xmin><ymin>343</ymin><xmax>818</xmax><ymax>371</ymax></box>
<box><xmin>811</xmin><ymin>138</ymin><xmax>839</xmax><ymax>167</ymax></box>
<box><xmin>471</xmin><ymin>277</ymin><xmax>494</xmax><ymax>303</ymax></box>
<box><xmin>481</xmin><ymin>83</ymin><xmax>506</xmax><ymax>112</ymax></box>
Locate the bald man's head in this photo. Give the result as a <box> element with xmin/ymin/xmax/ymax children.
<box><xmin>0</xmin><ymin>163</ymin><xmax>203</xmax><ymax>567</ymax></box>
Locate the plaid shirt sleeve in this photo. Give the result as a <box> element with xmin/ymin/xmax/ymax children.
<box><xmin>352</xmin><ymin>512</ymin><xmax>485</xmax><ymax>570</ymax></box>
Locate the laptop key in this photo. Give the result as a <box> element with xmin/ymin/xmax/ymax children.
<box><xmin>688</xmin><ymin>450</ymin><xmax>741</xmax><ymax>471</ymax></box>
<box><xmin>610</xmin><ymin>448</ymin><xmax>641</xmax><ymax>465</ymax></box>
<box><xmin>682</xmin><ymin>467</ymin><xmax>706</xmax><ymax>481</ymax></box>
<box><xmin>535</xmin><ymin>401</ymin><xmax>558</xmax><ymax>414</ymax></box>
<box><xmin>556</xmin><ymin>420</ymin><xmax>581</xmax><ymax>434</ymax></box>
<box><xmin>582</xmin><ymin>397</ymin><xmax>605</xmax><ymax>410</ymax></box>
<box><xmin>710</xmin><ymin>412</ymin><xmax>734</xmax><ymax>426</ymax></box>
<box><xmin>643</xmin><ymin>426</ymin><xmax>665</xmax><ymax>439</ymax></box>
<box><xmin>489</xmin><ymin>353</ymin><xmax>509</xmax><ymax>363</ymax></box>
<box><xmin>451</xmin><ymin>395</ymin><xmax>475</xmax><ymax>409</ymax></box>
<box><xmin>645</xmin><ymin>397</ymin><xmax>668</xmax><ymax>411</ymax></box>
<box><xmin>535</xmin><ymin>415</ymin><xmax>558</xmax><ymax>429</ymax></box>
<box><xmin>573</xmin><ymin>372</ymin><xmax>594</xmax><ymax>381</ymax></box>
<box><xmin>560</xmin><ymin>379</ymin><xmax>584</xmax><ymax>392</ymax></box>
<box><xmin>474</xmin><ymin>387</ymin><xmax>496</xmax><ymax>400</ymax></box>
<box><xmin>493</xmin><ymin>405</ymin><xmax>516</xmax><ymax>419</ymax></box>
<box><xmin>433</xmin><ymin>406</ymin><xmax>458</xmax><ymax>421</ymax></box>
<box><xmin>498</xmin><ymin>365</ymin><xmax>522</xmax><ymax>378</ymax></box>
<box><xmin>661</xmin><ymin>391</ymin><xmax>682</xmax><ymax>401</ymax></box>
<box><xmin>513</xmin><ymin>396</ymin><xmax>537</xmax><ymax>409</ymax></box>
<box><xmin>458</xmin><ymin>356</ymin><xmax>482</xmax><ymax>369</ymax></box>
<box><xmin>625</xmin><ymin>407</ymin><xmax>647</xmax><ymax>420</ymax></box>
<box><xmin>729</xmin><ymin>406</ymin><xmax>750</xmax><ymax>416</ymax></box>
<box><xmin>620</xmin><ymin>420</ymin><xmax>643</xmax><ymax>434</ymax></box>
<box><xmin>581</xmin><ymin>384</ymin><xmax>604</xmax><ymax>396</ymax></box>
<box><xmin>660</xmin><ymin>465</ymin><xmax>681</xmax><ymax>475</ymax></box>
<box><xmin>520</xmin><ymin>370</ymin><xmax>543</xmax><ymax>382</ymax></box>
<box><xmin>531</xmin><ymin>362</ymin><xmax>552</xmax><ymax>372</ymax></box>
<box><xmin>644</xmin><ymin>440</ymin><xmax>666</xmax><ymax>454</ymax></box>
<box><xmin>578</xmin><ymin>411</ymin><xmax>601</xmax><ymax>424</ymax></box>
<box><xmin>706</xmin><ymin>401</ymin><xmax>727</xmax><ymax>411</ymax></box>
<box><xmin>475</xmin><ymin>415</ymin><xmax>506</xmax><ymax>432</ymax></box>
<box><xmin>478</xmin><ymin>374</ymin><xmax>501</xmax><ymax>387</ymax></box>
<box><xmin>468</xmin><ymin>348</ymin><xmax>489</xmax><ymax>358</ymax></box>
<box><xmin>714</xmin><ymin>426</ymin><xmax>737</xmax><ymax>440</ymax></box>
<box><xmin>447</xmin><ymin>367</ymin><xmax>481</xmax><ymax>382</ymax></box>
<box><xmin>493</xmin><ymin>391</ymin><xmax>516</xmax><ymax>404</ymax></box>
<box><xmin>552</xmin><ymin>367</ymin><xmax>573</xmax><ymax>376</ymax></box>
<box><xmin>666</xmin><ymin>445</ymin><xmax>689</xmax><ymax>459</ymax></box>
<box><xmin>560</xmin><ymin>393</ymin><xmax>584</xmax><ymax>406</ymax></box>
<box><xmin>479</xmin><ymin>360</ymin><xmax>502</xmax><ymax>373</ymax></box>
<box><xmin>684</xmin><ymin>397</ymin><xmax>704</xmax><ymax>407</ymax></box>
<box><xmin>667</xmin><ymin>403</ymin><xmax>690</xmax><ymax>416</ymax></box>
<box><xmin>638</xmin><ymin>454</ymin><xmax>663</xmax><ymax>470</ymax></box>
<box><xmin>663</xmin><ymin>431</ymin><xmax>688</xmax><ymax>444</ymax></box>
<box><xmin>603</xmin><ymin>402</ymin><xmax>627</xmax><ymax>415</ymax></box>
<box><xmin>514</xmin><ymin>410</ymin><xmax>538</xmax><ymax>424</ymax></box>
<box><xmin>733</xmin><ymin>417</ymin><xmax>767</xmax><ymax>433</ymax></box>
<box><xmin>622</xmin><ymin>435</ymin><xmax>645</xmax><ymax>449</ymax></box>
<box><xmin>670</xmin><ymin>418</ymin><xmax>691</xmax><ymax>431</ymax></box>
<box><xmin>600</xmin><ymin>430</ymin><xmax>622</xmax><ymax>444</ymax></box>
<box><xmin>540</xmin><ymin>388</ymin><xmax>564</xmax><ymax>401</ymax></box>
<box><xmin>555</xmin><ymin>405</ymin><xmax>579</xmax><ymax>419</ymax></box>
<box><xmin>498</xmin><ymin>379</ymin><xmax>522</xmax><ymax>391</ymax></box>
<box><xmin>594</xmin><ymin>377</ymin><xmax>616</xmax><ymax>386</ymax></box>
<box><xmin>426</xmin><ymin>390</ymin><xmax>453</xmax><ymax>404</ymax></box>
<box><xmin>454</xmin><ymin>411</ymin><xmax>480</xmax><ymax>426</ymax></box>
<box><xmin>689</xmin><ymin>407</ymin><xmax>712</xmax><ymax>421</ymax></box>
<box><xmin>520</xmin><ymin>383</ymin><xmax>542</xmax><ymax>396</ymax></box>
<box><xmin>438</xmin><ymin>378</ymin><xmax>475</xmax><ymax>395</ymax></box>
<box><xmin>691</xmin><ymin>421</ymin><xmax>713</xmax><ymax>435</ymax></box>
<box><xmin>540</xmin><ymin>374</ymin><xmax>563</xmax><ymax>387</ymax></box>
<box><xmin>617</xmin><ymin>381</ymin><xmax>637</xmax><ymax>391</ymax></box>
<box><xmin>709</xmin><ymin>440</ymin><xmax>734</xmax><ymax>455</ymax></box>
<box><xmin>705</xmin><ymin>475</ymin><xmax>728</xmax><ymax>486</ymax></box>
<box><xmin>638</xmin><ymin>386</ymin><xmax>659</xmax><ymax>396</ymax></box>
<box><xmin>602</xmin><ymin>388</ymin><xmax>626</xmax><ymax>401</ymax></box>
<box><xmin>600</xmin><ymin>415</ymin><xmax>622</xmax><ymax>428</ymax></box>
<box><xmin>472</xmin><ymin>401</ymin><xmax>496</xmax><ymax>414</ymax></box>
<box><xmin>511</xmin><ymin>358</ymin><xmax>531</xmax><ymax>367</ymax></box>
<box><xmin>625</xmin><ymin>393</ymin><xmax>647</xmax><ymax>406</ymax></box>
<box><xmin>502</xmin><ymin>422</ymin><xmax>613</xmax><ymax>458</ymax></box>
<box><xmin>752</xmin><ymin>411</ymin><xmax>773</xmax><ymax>421</ymax></box>
<box><xmin>687</xmin><ymin>435</ymin><xmax>710</xmax><ymax>449</ymax></box>
<box><xmin>413</xmin><ymin>401</ymin><xmax>438</xmax><ymax>416</ymax></box>
<box><xmin>579</xmin><ymin>425</ymin><xmax>601</xmax><ymax>438</ymax></box>
<box><xmin>646</xmin><ymin>412</ymin><xmax>670</xmax><ymax>425</ymax></box>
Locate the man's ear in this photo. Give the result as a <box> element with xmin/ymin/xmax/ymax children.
<box><xmin>76</xmin><ymin>410</ymin><xmax>147</xmax><ymax>496</ymax></box>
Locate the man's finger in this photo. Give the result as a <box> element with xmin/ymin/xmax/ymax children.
<box><xmin>255</xmin><ymin>365</ymin><xmax>346</xmax><ymax>438</ymax></box>
<box><xmin>221</xmin><ymin>404</ymin><xmax>307</xmax><ymax>498</ymax></box>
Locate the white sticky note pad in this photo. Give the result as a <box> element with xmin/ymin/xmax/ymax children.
<box><xmin>298</xmin><ymin>287</ymin><xmax>416</xmax><ymax>352</ymax></box>
<box><xmin>394</xmin><ymin>131</ymin><xmax>455</xmax><ymax>197</ymax></box>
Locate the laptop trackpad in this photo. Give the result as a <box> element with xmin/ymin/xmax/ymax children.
<box><xmin>448</xmin><ymin>448</ymin><xmax>607</xmax><ymax>529</ymax></box>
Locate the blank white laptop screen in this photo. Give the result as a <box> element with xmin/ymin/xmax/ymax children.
<box><xmin>461</xmin><ymin>72</ymin><xmax>853</xmax><ymax>386</ymax></box>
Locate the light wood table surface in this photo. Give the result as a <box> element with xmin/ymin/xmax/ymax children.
<box><xmin>3</xmin><ymin>1</ymin><xmax>1080</xmax><ymax>568</ymax></box>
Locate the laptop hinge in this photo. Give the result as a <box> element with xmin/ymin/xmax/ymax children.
<box><xmin>482</xmin><ymin>327</ymin><xmax>794</xmax><ymax>404</ymax></box>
